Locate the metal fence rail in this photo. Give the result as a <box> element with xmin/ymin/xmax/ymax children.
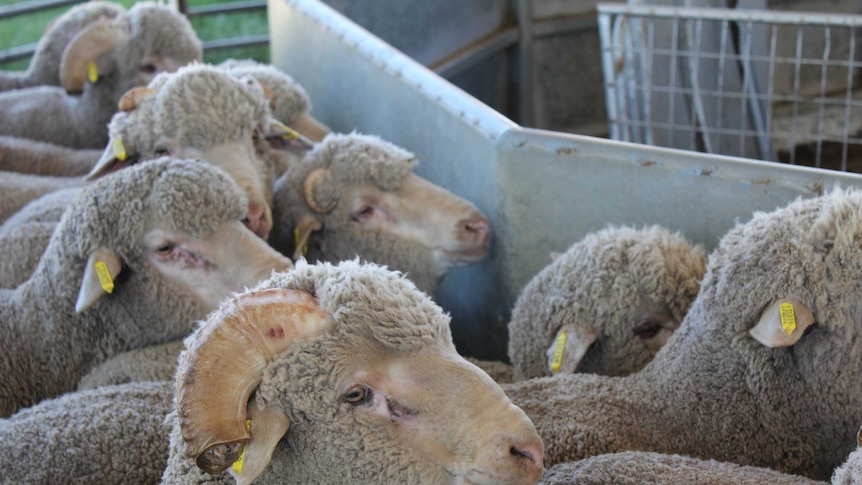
<box><xmin>0</xmin><ymin>0</ymin><xmax>268</xmax><ymax>65</ymax></box>
<box><xmin>598</xmin><ymin>3</ymin><xmax>862</xmax><ymax>172</ymax></box>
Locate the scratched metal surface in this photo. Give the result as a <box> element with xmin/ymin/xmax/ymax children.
<box><xmin>268</xmin><ymin>0</ymin><xmax>862</xmax><ymax>360</ymax></box>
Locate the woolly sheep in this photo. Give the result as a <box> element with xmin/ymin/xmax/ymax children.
<box><xmin>537</xmin><ymin>452</ymin><xmax>826</xmax><ymax>485</ymax></box>
<box><xmin>0</xmin><ymin>135</ymin><xmax>101</xmax><ymax>176</ymax></box>
<box><xmin>0</xmin><ymin>157</ymin><xmax>292</xmax><ymax>417</ymax></box>
<box><xmin>218</xmin><ymin>58</ymin><xmax>331</xmax><ymax>176</ymax></box>
<box><xmin>270</xmin><ymin>132</ymin><xmax>491</xmax><ymax>295</ymax></box>
<box><xmin>0</xmin><ymin>2</ymin><xmax>201</xmax><ymax>148</ymax></box>
<box><xmin>502</xmin><ymin>187</ymin><xmax>862</xmax><ymax>480</ymax></box>
<box><xmin>0</xmin><ymin>61</ymin><xmax>305</xmax><ymax>272</ymax></box>
<box><xmin>0</xmin><ymin>221</ymin><xmax>55</xmax><ymax>289</ymax></box>
<box><xmin>0</xmin><ymin>381</ymin><xmax>174</xmax><ymax>484</ymax></box>
<box><xmin>832</xmin><ymin>430</ymin><xmax>862</xmax><ymax>484</ymax></box>
<box><xmin>0</xmin><ymin>171</ymin><xmax>84</xmax><ymax>223</ymax></box>
<box><xmin>161</xmin><ymin>259</ymin><xmax>543</xmax><ymax>484</ymax></box>
<box><xmin>508</xmin><ymin>225</ymin><xmax>706</xmax><ymax>381</ymax></box>
<box><xmin>0</xmin><ymin>1</ymin><xmax>125</xmax><ymax>92</ymax></box>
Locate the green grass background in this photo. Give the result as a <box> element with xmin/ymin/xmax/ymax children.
<box><xmin>0</xmin><ymin>0</ymin><xmax>270</xmax><ymax>70</ymax></box>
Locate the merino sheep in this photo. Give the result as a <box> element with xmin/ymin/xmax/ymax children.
<box><xmin>0</xmin><ymin>171</ymin><xmax>85</xmax><ymax>223</ymax></box>
<box><xmin>0</xmin><ymin>135</ymin><xmax>101</xmax><ymax>176</ymax></box>
<box><xmin>0</xmin><ymin>2</ymin><xmax>201</xmax><ymax>148</ymax></box>
<box><xmin>270</xmin><ymin>132</ymin><xmax>491</xmax><ymax>295</ymax></box>
<box><xmin>538</xmin><ymin>452</ymin><xmax>826</xmax><ymax>485</ymax></box>
<box><xmin>0</xmin><ymin>221</ymin><xmax>55</xmax><ymax>289</ymax></box>
<box><xmin>0</xmin><ymin>381</ymin><xmax>174</xmax><ymax>484</ymax></box>
<box><xmin>0</xmin><ymin>1</ymin><xmax>125</xmax><ymax>91</ymax></box>
<box><xmin>508</xmin><ymin>225</ymin><xmax>706</xmax><ymax>381</ymax></box>
<box><xmin>502</xmin><ymin>187</ymin><xmax>862</xmax><ymax>480</ymax></box>
<box><xmin>218</xmin><ymin>58</ymin><xmax>330</xmax><ymax>176</ymax></box>
<box><xmin>160</xmin><ymin>259</ymin><xmax>543</xmax><ymax>484</ymax></box>
<box><xmin>0</xmin><ymin>62</ymin><xmax>305</xmax><ymax>280</ymax></box>
<box><xmin>832</xmin><ymin>430</ymin><xmax>862</xmax><ymax>484</ymax></box>
<box><xmin>0</xmin><ymin>157</ymin><xmax>292</xmax><ymax>417</ymax></box>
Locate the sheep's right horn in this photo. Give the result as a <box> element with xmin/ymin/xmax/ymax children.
<box><xmin>302</xmin><ymin>167</ymin><xmax>336</xmax><ymax>214</ymax></box>
<box><xmin>60</xmin><ymin>16</ymin><xmax>132</xmax><ymax>92</ymax></box>
<box><xmin>176</xmin><ymin>288</ymin><xmax>332</xmax><ymax>475</ymax></box>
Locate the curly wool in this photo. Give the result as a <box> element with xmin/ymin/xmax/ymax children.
<box><xmin>0</xmin><ymin>158</ymin><xmax>247</xmax><ymax>417</ymax></box>
<box><xmin>109</xmin><ymin>63</ymin><xmax>272</xmax><ymax>162</ymax></box>
<box><xmin>538</xmin><ymin>452</ymin><xmax>826</xmax><ymax>485</ymax></box>
<box><xmin>508</xmin><ymin>225</ymin><xmax>706</xmax><ymax>380</ymax></box>
<box><xmin>0</xmin><ymin>381</ymin><xmax>174</xmax><ymax>484</ymax></box>
<box><xmin>217</xmin><ymin>59</ymin><xmax>311</xmax><ymax>125</ymax></box>
<box><xmin>504</xmin><ymin>187</ymin><xmax>862</xmax><ymax>480</ymax></box>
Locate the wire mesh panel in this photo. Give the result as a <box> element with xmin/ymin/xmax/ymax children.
<box><xmin>598</xmin><ymin>3</ymin><xmax>862</xmax><ymax>172</ymax></box>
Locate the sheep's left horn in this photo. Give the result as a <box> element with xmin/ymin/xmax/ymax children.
<box><xmin>176</xmin><ymin>288</ymin><xmax>332</xmax><ymax>475</ymax></box>
<box><xmin>60</xmin><ymin>16</ymin><xmax>132</xmax><ymax>92</ymax></box>
<box><xmin>302</xmin><ymin>167</ymin><xmax>336</xmax><ymax>214</ymax></box>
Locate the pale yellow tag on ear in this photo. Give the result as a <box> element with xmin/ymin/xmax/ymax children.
<box><xmin>550</xmin><ymin>330</ymin><xmax>567</xmax><ymax>372</ymax></box>
<box><xmin>232</xmin><ymin>419</ymin><xmax>252</xmax><ymax>474</ymax></box>
<box><xmin>274</xmin><ymin>121</ymin><xmax>300</xmax><ymax>140</ymax></box>
<box><xmin>293</xmin><ymin>226</ymin><xmax>308</xmax><ymax>256</ymax></box>
<box><xmin>111</xmin><ymin>137</ymin><xmax>126</xmax><ymax>161</ymax></box>
<box><xmin>94</xmin><ymin>260</ymin><xmax>114</xmax><ymax>294</ymax></box>
<box><xmin>779</xmin><ymin>302</ymin><xmax>797</xmax><ymax>335</ymax></box>
<box><xmin>88</xmin><ymin>62</ymin><xmax>99</xmax><ymax>83</ymax></box>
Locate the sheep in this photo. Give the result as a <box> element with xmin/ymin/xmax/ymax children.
<box><xmin>501</xmin><ymin>187</ymin><xmax>862</xmax><ymax>480</ymax></box>
<box><xmin>270</xmin><ymin>132</ymin><xmax>491</xmax><ymax>296</ymax></box>
<box><xmin>0</xmin><ymin>61</ymin><xmax>305</xmax><ymax>258</ymax></box>
<box><xmin>157</xmin><ymin>258</ymin><xmax>544</xmax><ymax>484</ymax></box>
<box><xmin>0</xmin><ymin>135</ymin><xmax>101</xmax><ymax>176</ymax></box>
<box><xmin>537</xmin><ymin>452</ymin><xmax>827</xmax><ymax>485</ymax></box>
<box><xmin>0</xmin><ymin>221</ymin><xmax>55</xmax><ymax>289</ymax></box>
<box><xmin>508</xmin><ymin>225</ymin><xmax>706</xmax><ymax>381</ymax></box>
<box><xmin>218</xmin><ymin>58</ymin><xmax>331</xmax><ymax>176</ymax></box>
<box><xmin>0</xmin><ymin>2</ymin><xmax>202</xmax><ymax>148</ymax></box>
<box><xmin>0</xmin><ymin>381</ymin><xmax>174</xmax><ymax>484</ymax></box>
<box><xmin>0</xmin><ymin>171</ymin><xmax>85</xmax><ymax>223</ymax></box>
<box><xmin>0</xmin><ymin>157</ymin><xmax>292</xmax><ymax>417</ymax></box>
<box><xmin>832</xmin><ymin>430</ymin><xmax>862</xmax><ymax>484</ymax></box>
<box><xmin>0</xmin><ymin>1</ymin><xmax>125</xmax><ymax>92</ymax></box>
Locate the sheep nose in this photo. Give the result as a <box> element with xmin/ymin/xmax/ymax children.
<box><xmin>243</xmin><ymin>202</ymin><xmax>271</xmax><ymax>238</ymax></box>
<box><xmin>458</xmin><ymin>215</ymin><xmax>490</xmax><ymax>246</ymax></box>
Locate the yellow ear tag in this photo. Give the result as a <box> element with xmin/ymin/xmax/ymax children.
<box><xmin>274</xmin><ymin>121</ymin><xmax>299</xmax><ymax>140</ymax></box>
<box><xmin>88</xmin><ymin>62</ymin><xmax>99</xmax><ymax>83</ymax></box>
<box><xmin>94</xmin><ymin>260</ymin><xmax>114</xmax><ymax>294</ymax></box>
<box><xmin>231</xmin><ymin>419</ymin><xmax>252</xmax><ymax>474</ymax></box>
<box><xmin>111</xmin><ymin>137</ymin><xmax>126</xmax><ymax>161</ymax></box>
<box><xmin>550</xmin><ymin>330</ymin><xmax>567</xmax><ymax>372</ymax></box>
<box><xmin>779</xmin><ymin>302</ymin><xmax>797</xmax><ymax>335</ymax></box>
<box><xmin>293</xmin><ymin>226</ymin><xmax>308</xmax><ymax>256</ymax></box>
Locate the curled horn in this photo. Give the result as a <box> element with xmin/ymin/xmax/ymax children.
<box><xmin>176</xmin><ymin>288</ymin><xmax>332</xmax><ymax>475</ymax></box>
<box><xmin>302</xmin><ymin>167</ymin><xmax>336</xmax><ymax>214</ymax></box>
<box><xmin>60</xmin><ymin>16</ymin><xmax>132</xmax><ymax>92</ymax></box>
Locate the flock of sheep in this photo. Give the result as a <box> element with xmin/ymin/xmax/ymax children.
<box><xmin>1</xmin><ymin>1</ymin><xmax>862</xmax><ymax>484</ymax></box>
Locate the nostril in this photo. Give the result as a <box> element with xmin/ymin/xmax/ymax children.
<box><xmin>460</xmin><ymin>217</ymin><xmax>490</xmax><ymax>244</ymax></box>
<box><xmin>244</xmin><ymin>203</ymin><xmax>267</xmax><ymax>234</ymax></box>
<box><xmin>510</xmin><ymin>445</ymin><xmax>535</xmax><ymax>465</ymax></box>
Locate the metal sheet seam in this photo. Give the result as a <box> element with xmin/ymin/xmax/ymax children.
<box><xmin>287</xmin><ymin>0</ymin><xmax>518</xmax><ymax>141</ymax></box>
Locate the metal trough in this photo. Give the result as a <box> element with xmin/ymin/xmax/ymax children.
<box><xmin>268</xmin><ymin>0</ymin><xmax>862</xmax><ymax>360</ymax></box>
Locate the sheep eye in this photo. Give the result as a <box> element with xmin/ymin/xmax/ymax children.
<box><xmin>140</xmin><ymin>64</ymin><xmax>158</xmax><ymax>74</ymax></box>
<box><xmin>342</xmin><ymin>385</ymin><xmax>371</xmax><ymax>405</ymax></box>
<box><xmin>154</xmin><ymin>146</ymin><xmax>170</xmax><ymax>156</ymax></box>
<box><xmin>351</xmin><ymin>206</ymin><xmax>373</xmax><ymax>221</ymax></box>
<box><xmin>155</xmin><ymin>243</ymin><xmax>174</xmax><ymax>255</ymax></box>
<box><xmin>632</xmin><ymin>319</ymin><xmax>662</xmax><ymax>340</ymax></box>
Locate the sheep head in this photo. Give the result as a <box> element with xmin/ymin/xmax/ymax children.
<box><xmin>169</xmin><ymin>260</ymin><xmax>543</xmax><ymax>485</ymax></box>
<box><xmin>272</xmin><ymin>133</ymin><xmax>491</xmax><ymax>294</ymax></box>
<box><xmin>88</xmin><ymin>65</ymin><xmax>289</xmax><ymax>239</ymax></box>
<box><xmin>59</xmin><ymin>3</ymin><xmax>201</xmax><ymax>95</ymax></box>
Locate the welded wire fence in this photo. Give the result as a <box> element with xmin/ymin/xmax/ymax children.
<box><xmin>598</xmin><ymin>3</ymin><xmax>862</xmax><ymax>172</ymax></box>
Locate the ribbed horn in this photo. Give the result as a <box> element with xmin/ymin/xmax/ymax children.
<box><xmin>60</xmin><ymin>16</ymin><xmax>131</xmax><ymax>92</ymax></box>
<box><xmin>302</xmin><ymin>167</ymin><xmax>336</xmax><ymax>214</ymax></box>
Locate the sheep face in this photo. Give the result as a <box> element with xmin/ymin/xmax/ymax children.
<box><xmin>65</xmin><ymin>158</ymin><xmax>291</xmax><ymax>343</ymax></box>
<box><xmin>169</xmin><ymin>260</ymin><xmax>543</xmax><ymax>485</ymax></box>
<box><xmin>508</xmin><ymin>226</ymin><xmax>706</xmax><ymax>380</ymax></box>
<box><xmin>92</xmin><ymin>65</ymin><xmax>283</xmax><ymax>238</ymax></box>
<box><xmin>272</xmin><ymin>133</ymin><xmax>491</xmax><ymax>294</ymax></box>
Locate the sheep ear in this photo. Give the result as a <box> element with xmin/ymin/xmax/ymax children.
<box><xmin>749</xmin><ymin>298</ymin><xmax>815</xmax><ymax>348</ymax></box>
<box><xmin>265</xmin><ymin>120</ymin><xmax>315</xmax><ymax>152</ymax></box>
<box><xmin>292</xmin><ymin>215</ymin><xmax>323</xmax><ymax>260</ymax></box>
<box><xmin>546</xmin><ymin>324</ymin><xmax>598</xmax><ymax>374</ymax></box>
<box><xmin>86</xmin><ymin>138</ymin><xmax>135</xmax><ymax>180</ymax></box>
<box><xmin>228</xmin><ymin>401</ymin><xmax>290</xmax><ymax>485</ymax></box>
<box><xmin>75</xmin><ymin>247</ymin><xmax>123</xmax><ymax>313</ymax></box>
<box><xmin>290</xmin><ymin>112</ymin><xmax>330</xmax><ymax>143</ymax></box>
